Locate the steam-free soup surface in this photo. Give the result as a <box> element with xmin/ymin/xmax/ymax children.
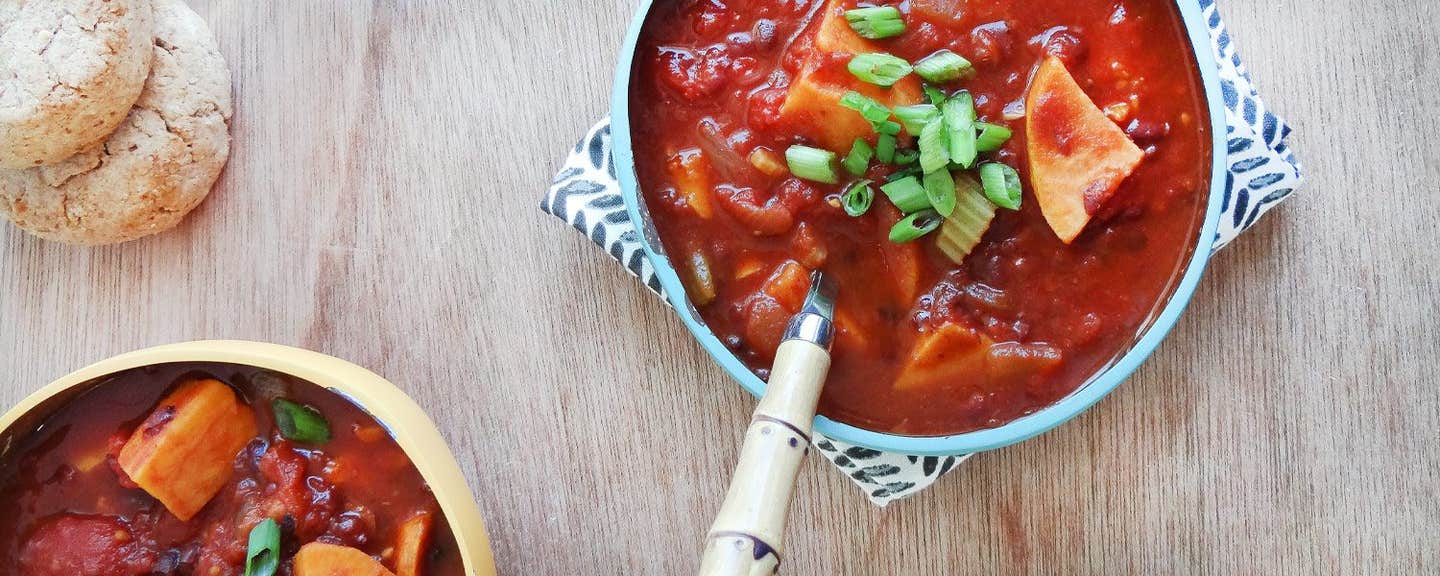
<box><xmin>0</xmin><ymin>363</ymin><xmax>464</xmax><ymax>576</ymax></box>
<box><xmin>631</xmin><ymin>0</ymin><xmax>1210</xmax><ymax>435</ymax></box>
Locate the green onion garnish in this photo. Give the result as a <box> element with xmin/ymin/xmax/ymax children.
<box><xmin>244</xmin><ymin>518</ymin><xmax>280</xmax><ymax>576</ymax></box>
<box><xmin>875</xmin><ymin>120</ymin><xmax>902</xmax><ymax>136</ymax></box>
<box><xmin>848</xmin><ymin>53</ymin><xmax>913</xmax><ymax>87</ymax></box>
<box><xmin>844</xmin><ymin>6</ymin><xmax>906</xmax><ymax>39</ymax></box>
<box><xmin>841</xmin><ymin>180</ymin><xmax>875</xmax><ymax>217</ymax></box>
<box><xmin>886</xmin><ymin>165</ymin><xmax>922</xmax><ymax>183</ymax></box>
<box><xmin>273</xmin><ymin>398</ymin><xmax>332</xmax><ymax>444</ymax></box>
<box><xmin>839</xmin><ymin>91</ymin><xmax>892</xmax><ymax>124</ymax></box>
<box><xmin>924</xmin><ymin>168</ymin><xmax>958</xmax><ymax>218</ymax></box>
<box><xmin>979</xmin><ymin>162</ymin><xmax>1023</xmax><ymax>210</ymax></box>
<box><xmin>975</xmin><ymin>122</ymin><xmax>1013</xmax><ymax>152</ymax></box>
<box><xmin>875</xmin><ymin>133</ymin><xmax>897</xmax><ymax>164</ymax></box>
<box><xmin>894</xmin><ymin>149</ymin><xmax>920</xmax><ymax>166</ymax></box>
<box><xmin>942</xmin><ymin>92</ymin><xmax>978</xmax><ymax>169</ymax></box>
<box><xmin>843</xmin><ymin>139</ymin><xmax>874</xmax><ymax>176</ymax></box>
<box><xmin>913</xmin><ymin>50</ymin><xmax>973</xmax><ymax>84</ymax></box>
<box><xmin>924</xmin><ymin>84</ymin><xmax>948</xmax><ymax>106</ymax></box>
<box><xmin>893</xmin><ymin>104</ymin><xmax>939</xmax><ymax>136</ymax></box>
<box><xmin>880</xmin><ymin>176</ymin><xmax>932</xmax><ymax>213</ymax></box>
<box><xmin>917</xmin><ymin>119</ymin><xmax>950</xmax><ymax>174</ymax></box>
<box><xmin>785</xmin><ymin>145</ymin><xmax>840</xmax><ymax>184</ymax></box>
<box><xmin>889</xmin><ymin>209</ymin><xmax>944</xmax><ymax>242</ymax></box>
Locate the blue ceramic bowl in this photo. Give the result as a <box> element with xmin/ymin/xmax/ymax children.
<box><xmin>611</xmin><ymin>1</ymin><xmax>1227</xmax><ymax>456</ymax></box>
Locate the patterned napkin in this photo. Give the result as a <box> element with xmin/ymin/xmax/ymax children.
<box><xmin>543</xmin><ymin>0</ymin><xmax>1301</xmax><ymax>506</ymax></box>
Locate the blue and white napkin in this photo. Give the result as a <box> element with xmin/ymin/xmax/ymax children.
<box><xmin>542</xmin><ymin>0</ymin><xmax>1301</xmax><ymax>506</ymax></box>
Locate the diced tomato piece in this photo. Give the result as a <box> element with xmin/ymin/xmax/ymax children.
<box><xmin>19</xmin><ymin>515</ymin><xmax>158</xmax><ymax>576</ymax></box>
<box><xmin>743</xmin><ymin>297</ymin><xmax>790</xmax><ymax>358</ymax></box>
<box><xmin>656</xmin><ymin>45</ymin><xmax>732</xmax><ymax>101</ymax></box>
<box><xmin>1025</xmin><ymin>56</ymin><xmax>1145</xmax><ymax>243</ymax></box>
<box><xmin>714</xmin><ymin>185</ymin><xmax>795</xmax><ymax>236</ymax></box>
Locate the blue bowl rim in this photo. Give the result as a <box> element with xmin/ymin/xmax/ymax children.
<box><xmin>610</xmin><ymin>0</ymin><xmax>1227</xmax><ymax>456</ymax></box>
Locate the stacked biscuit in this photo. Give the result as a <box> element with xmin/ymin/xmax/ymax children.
<box><xmin>0</xmin><ymin>0</ymin><xmax>231</xmax><ymax>245</ymax></box>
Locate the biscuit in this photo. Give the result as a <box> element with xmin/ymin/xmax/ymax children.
<box><xmin>0</xmin><ymin>0</ymin><xmax>231</xmax><ymax>245</ymax></box>
<box><xmin>0</xmin><ymin>0</ymin><xmax>154</xmax><ymax>168</ymax></box>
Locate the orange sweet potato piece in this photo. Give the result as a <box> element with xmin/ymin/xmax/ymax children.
<box><xmin>117</xmin><ymin>379</ymin><xmax>257</xmax><ymax>521</ymax></box>
<box><xmin>667</xmin><ymin>148</ymin><xmax>714</xmax><ymax>219</ymax></box>
<box><xmin>294</xmin><ymin>543</ymin><xmax>396</xmax><ymax>576</ymax></box>
<box><xmin>391</xmin><ymin>512</ymin><xmax>434</xmax><ymax>576</ymax></box>
<box><xmin>780</xmin><ymin>0</ymin><xmax>923</xmax><ymax>151</ymax></box>
<box><xmin>875</xmin><ymin>202</ymin><xmax>921</xmax><ymax>303</ymax></box>
<box><xmin>761</xmin><ymin>260</ymin><xmax>811</xmax><ymax>311</ymax></box>
<box><xmin>1025</xmin><ymin>56</ymin><xmax>1145</xmax><ymax>243</ymax></box>
<box><xmin>894</xmin><ymin>324</ymin><xmax>990</xmax><ymax>391</ymax></box>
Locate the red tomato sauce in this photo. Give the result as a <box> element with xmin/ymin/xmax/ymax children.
<box><xmin>0</xmin><ymin>364</ymin><xmax>465</xmax><ymax>575</ymax></box>
<box><xmin>629</xmin><ymin>0</ymin><xmax>1211</xmax><ymax>435</ymax></box>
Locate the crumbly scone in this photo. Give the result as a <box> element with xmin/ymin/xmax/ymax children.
<box><xmin>0</xmin><ymin>0</ymin><xmax>231</xmax><ymax>246</ymax></box>
<box><xmin>0</xmin><ymin>0</ymin><xmax>154</xmax><ymax>168</ymax></box>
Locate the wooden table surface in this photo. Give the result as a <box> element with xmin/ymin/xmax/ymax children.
<box><xmin>2</xmin><ymin>1</ymin><xmax>1437</xmax><ymax>573</ymax></box>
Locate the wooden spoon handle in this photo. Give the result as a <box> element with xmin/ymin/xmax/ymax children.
<box><xmin>698</xmin><ymin>338</ymin><xmax>832</xmax><ymax>576</ymax></box>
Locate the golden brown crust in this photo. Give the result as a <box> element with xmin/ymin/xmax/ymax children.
<box><xmin>0</xmin><ymin>0</ymin><xmax>155</xmax><ymax>168</ymax></box>
<box><xmin>0</xmin><ymin>0</ymin><xmax>231</xmax><ymax>246</ymax></box>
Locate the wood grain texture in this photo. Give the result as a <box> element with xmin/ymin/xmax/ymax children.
<box><xmin>1</xmin><ymin>1</ymin><xmax>1436</xmax><ymax>574</ymax></box>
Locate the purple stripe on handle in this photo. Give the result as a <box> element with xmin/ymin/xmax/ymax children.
<box><xmin>708</xmin><ymin>531</ymin><xmax>781</xmax><ymax>563</ymax></box>
<box><xmin>753</xmin><ymin>414</ymin><xmax>810</xmax><ymax>445</ymax></box>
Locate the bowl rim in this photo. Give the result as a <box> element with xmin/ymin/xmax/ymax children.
<box><xmin>610</xmin><ymin>1</ymin><xmax>1227</xmax><ymax>455</ymax></box>
<box><xmin>0</xmin><ymin>340</ymin><xmax>498</xmax><ymax>576</ymax></box>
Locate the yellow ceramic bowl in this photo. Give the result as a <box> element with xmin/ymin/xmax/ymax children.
<box><xmin>0</xmin><ymin>340</ymin><xmax>498</xmax><ymax>576</ymax></box>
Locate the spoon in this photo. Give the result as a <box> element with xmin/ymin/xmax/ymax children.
<box><xmin>698</xmin><ymin>271</ymin><xmax>837</xmax><ymax>576</ymax></box>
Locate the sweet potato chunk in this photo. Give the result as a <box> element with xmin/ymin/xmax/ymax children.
<box><xmin>294</xmin><ymin>543</ymin><xmax>396</xmax><ymax>576</ymax></box>
<box><xmin>1025</xmin><ymin>56</ymin><xmax>1145</xmax><ymax>243</ymax></box>
<box><xmin>761</xmin><ymin>260</ymin><xmax>811</xmax><ymax>311</ymax></box>
<box><xmin>780</xmin><ymin>0</ymin><xmax>923</xmax><ymax>150</ymax></box>
<box><xmin>391</xmin><ymin>512</ymin><xmax>434</xmax><ymax>576</ymax></box>
<box><xmin>894</xmin><ymin>324</ymin><xmax>990</xmax><ymax>391</ymax></box>
<box><xmin>666</xmin><ymin>148</ymin><xmax>714</xmax><ymax>219</ymax></box>
<box><xmin>117</xmin><ymin>379</ymin><xmax>257</xmax><ymax>521</ymax></box>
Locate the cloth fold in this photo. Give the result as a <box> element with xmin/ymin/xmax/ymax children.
<box><xmin>543</xmin><ymin>0</ymin><xmax>1301</xmax><ymax>506</ymax></box>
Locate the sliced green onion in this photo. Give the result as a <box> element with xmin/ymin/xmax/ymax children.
<box><xmin>843</xmin><ymin>139</ymin><xmax>874</xmax><ymax>176</ymax></box>
<box><xmin>924</xmin><ymin>169</ymin><xmax>957</xmax><ymax>218</ymax></box>
<box><xmin>893</xmin><ymin>149</ymin><xmax>920</xmax><ymax>166</ymax></box>
<box><xmin>917</xmin><ymin>119</ymin><xmax>950</xmax><ymax>174</ymax></box>
<box><xmin>889</xmin><ymin>209</ymin><xmax>944</xmax><ymax>242</ymax></box>
<box><xmin>844</xmin><ymin>6</ymin><xmax>906</xmax><ymax>40</ymax></box>
<box><xmin>886</xmin><ymin>165</ymin><xmax>922</xmax><ymax>183</ymax></box>
<box><xmin>975</xmin><ymin>122</ymin><xmax>1014</xmax><ymax>152</ymax></box>
<box><xmin>893</xmin><ymin>104</ymin><xmax>939</xmax><ymax>136</ymax></box>
<box><xmin>942</xmin><ymin>92</ymin><xmax>978</xmax><ymax>169</ymax></box>
<box><xmin>841</xmin><ymin>179</ymin><xmax>875</xmax><ymax>217</ymax></box>
<box><xmin>839</xmin><ymin>91</ymin><xmax>892</xmax><ymax>124</ymax></box>
<box><xmin>244</xmin><ymin>519</ymin><xmax>280</xmax><ymax>576</ymax></box>
<box><xmin>785</xmin><ymin>145</ymin><xmax>840</xmax><ymax>184</ymax></box>
<box><xmin>273</xmin><ymin>398</ymin><xmax>331</xmax><ymax>444</ymax></box>
<box><xmin>913</xmin><ymin>50</ymin><xmax>973</xmax><ymax>84</ymax></box>
<box><xmin>840</xmin><ymin>92</ymin><xmax>887</xmax><ymax>124</ymax></box>
<box><xmin>875</xmin><ymin>120</ymin><xmax>902</xmax><ymax>136</ymax></box>
<box><xmin>880</xmin><ymin>176</ymin><xmax>931</xmax><ymax>213</ymax></box>
<box><xmin>979</xmin><ymin>162</ymin><xmax>1023</xmax><ymax>210</ymax></box>
<box><xmin>875</xmin><ymin>133</ymin><xmax>897</xmax><ymax>164</ymax></box>
<box><xmin>924</xmin><ymin>84</ymin><xmax>948</xmax><ymax>106</ymax></box>
<box><xmin>848</xmin><ymin>53</ymin><xmax>913</xmax><ymax>87</ymax></box>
